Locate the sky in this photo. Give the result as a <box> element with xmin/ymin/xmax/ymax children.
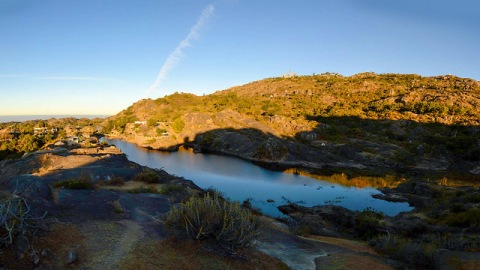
<box><xmin>1</xmin><ymin>0</ymin><xmax>479</xmax><ymax>116</ymax></box>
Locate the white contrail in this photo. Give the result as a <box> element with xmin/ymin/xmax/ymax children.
<box><xmin>146</xmin><ymin>4</ymin><xmax>215</xmax><ymax>96</ymax></box>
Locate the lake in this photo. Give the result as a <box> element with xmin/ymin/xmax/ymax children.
<box><xmin>109</xmin><ymin>139</ymin><xmax>412</xmax><ymax>217</ymax></box>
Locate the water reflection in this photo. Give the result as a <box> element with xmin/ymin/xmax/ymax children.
<box><xmin>284</xmin><ymin>169</ymin><xmax>405</xmax><ymax>188</ymax></box>
<box><xmin>109</xmin><ymin>139</ymin><xmax>412</xmax><ymax>217</ymax></box>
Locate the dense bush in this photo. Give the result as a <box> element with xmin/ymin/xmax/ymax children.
<box><xmin>53</xmin><ymin>177</ymin><xmax>95</xmax><ymax>189</ymax></box>
<box><xmin>110</xmin><ymin>176</ymin><xmax>126</xmax><ymax>186</ymax></box>
<box><xmin>444</xmin><ymin>208</ymin><xmax>480</xmax><ymax>228</ymax></box>
<box><xmin>369</xmin><ymin>235</ymin><xmax>435</xmax><ymax>267</ymax></box>
<box><xmin>0</xmin><ymin>134</ymin><xmax>47</xmax><ymax>160</ymax></box>
<box><xmin>132</xmin><ymin>170</ymin><xmax>161</xmax><ymax>183</ymax></box>
<box><xmin>126</xmin><ymin>186</ymin><xmax>159</xmax><ymax>194</ymax></box>
<box><xmin>355</xmin><ymin>207</ymin><xmax>385</xmax><ymax>240</ymax></box>
<box><xmin>103</xmin><ymin>109</ymin><xmax>138</xmax><ymax>133</ymax></box>
<box><xmin>165</xmin><ymin>193</ymin><xmax>260</xmax><ymax>254</ymax></box>
<box><xmin>160</xmin><ymin>183</ymin><xmax>183</xmax><ymax>195</ymax></box>
<box><xmin>172</xmin><ymin>117</ymin><xmax>185</xmax><ymax>133</ymax></box>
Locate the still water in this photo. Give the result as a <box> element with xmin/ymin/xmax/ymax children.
<box><xmin>109</xmin><ymin>139</ymin><xmax>412</xmax><ymax>217</ymax></box>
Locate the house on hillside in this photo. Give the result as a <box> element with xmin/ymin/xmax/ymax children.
<box><xmin>54</xmin><ymin>141</ymin><xmax>65</xmax><ymax>147</ymax></box>
<box><xmin>66</xmin><ymin>137</ymin><xmax>79</xmax><ymax>146</ymax></box>
<box><xmin>34</xmin><ymin>127</ymin><xmax>47</xmax><ymax>134</ymax></box>
<box><xmin>134</xmin><ymin>121</ymin><xmax>147</xmax><ymax>125</ymax></box>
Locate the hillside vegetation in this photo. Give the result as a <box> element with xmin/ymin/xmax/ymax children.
<box><xmin>104</xmin><ymin>73</ymin><xmax>480</xmax><ymax>178</ymax></box>
<box><xmin>0</xmin><ymin>117</ymin><xmax>104</xmax><ymax>160</ymax></box>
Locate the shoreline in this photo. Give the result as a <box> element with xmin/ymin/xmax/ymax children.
<box><xmin>107</xmin><ymin>133</ymin><xmax>480</xmax><ymax>185</ymax></box>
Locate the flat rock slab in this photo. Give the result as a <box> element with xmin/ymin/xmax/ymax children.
<box><xmin>55</xmin><ymin>189</ymin><xmax>171</xmax><ymax>225</ymax></box>
<box><xmin>56</xmin><ymin>189</ymin><xmax>121</xmax><ymax>221</ymax></box>
<box><xmin>118</xmin><ymin>193</ymin><xmax>171</xmax><ymax>223</ymax></box>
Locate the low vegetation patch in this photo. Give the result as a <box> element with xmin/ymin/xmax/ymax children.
<box><xmin>132</xmin><ymin>170</ymin><xmax>161</xmax><ymax>184</ymax></box>
<box><xmin>160</xmin><ymin>183</ymin><xmax>183</xmax><ymax>195</ymax></box>
<box><xmin>53</xmin><ymin>178</ymin><xmax>95</xmax><ymax>189</ymax></box>
<box><xmin>443</xmin><ymin>208</ymin><xmax>480</xmax><ymax>228</ymax></box>
<box><xmin>107</xmin><ymin>176</ymin><xmax>126</xmax><ymax>186</ymax></box>
<box><xmin>126</xmin><ymin>186</ymin><xmax>159</xmax><ymax>194</ymax></box>
<box><xmin>369</xmin><ymin>235</ymin><xmax>436</xmax><ymax>268</ymax></box>
<box><xmin>355</xmin><ymin>207</ymin><xmax>386</xmax><ymax>240</ymax></box>
<box><xmin>165</xmin><ymin>193</ymin><xmax>261</xmax><ymax>255</ymax></box>
<box><xmin>96</xmin><ymin>176</ymin><xmax>126</xmax><ymax>187</ymax></box>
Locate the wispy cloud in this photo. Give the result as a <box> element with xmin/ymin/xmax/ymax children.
<box><xmin>146</xmin><ymin>4</ymin><xmax>215</xmax><ymax>96</ymax></box>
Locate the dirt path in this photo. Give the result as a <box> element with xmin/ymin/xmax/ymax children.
<box><xmin>79</xmin><ymin>220</ymin><xmax>146</xmax><ymax>269</ymax></box>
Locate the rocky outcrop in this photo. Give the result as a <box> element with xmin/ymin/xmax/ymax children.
<box><xmin>0</xmin><ymin>146</ymin><xmax>202</xmax><ymax>268</ymax></box>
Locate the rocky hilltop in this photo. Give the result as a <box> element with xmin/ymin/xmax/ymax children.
<box><xmin>104</xmin><ymin>73</ymin><xmax>480</xmax><ymax>178</ymax></box>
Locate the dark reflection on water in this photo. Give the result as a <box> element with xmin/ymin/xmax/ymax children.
<box><xmin>109</xmin><ymin>139</ymin><xmax>412</xmax><ymax>217</ymax></box>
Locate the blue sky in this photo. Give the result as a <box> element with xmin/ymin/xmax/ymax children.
<box><xmin>1</xmin><ymin>0</ymin><xmax>479</xmax><ymax>116</ymax></box>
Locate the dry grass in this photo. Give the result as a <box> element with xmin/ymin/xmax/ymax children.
<box><xmin>118</xmin><ymin>238</ymin><xmax>290</xmax><ymax>270</ymax></box>
<box><xmin>36</xmin><ymin>223</ymin><xmax>86</xmax><ymax>269</ymax></box>
<box><xmin>0</xmin><ymin>223</ymin><xmax>85</xmax><ymax>269</ymax></box>
<box><xmin>100</xmin><ymin>180</ymin><xmax>159</xmax><ymax>192</ymax></box>
<box><xmin>460</xmin><ymin>260</ymin><xmax>480</xmax><ymax>270</ymax></box>
<box><xmin>447</xmin><ymin>257</ymin><xmax>480</xmax><ymax>270</ymax></box>
<box><xmin>319</xmin><ymin>253</ymin><xmax>394</xmax><ymax>270</ymax></box>
<box><xmin>303</xmin><ymin>235</ymin><xmax>379</xmax><ymax>255</ymax></box>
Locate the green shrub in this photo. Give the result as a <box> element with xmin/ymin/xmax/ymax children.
<box><xmin>156</xmin><ymin>128</ymin><xmax>167</xmax><ymax>136</ymax></box>
<box><xmin>355</xmin><ymin>207</ymin><xmax>385</xmax><ymax>239</ymax></box>
<box><xmin>369</xmin><ymin>235</ymin><xmax>435</xmax><ymax>267</ymax></box>
<box><xmin>172</xmin><ymin>118</ymin><xmax>185</xmax><ymax>133</ymax></box>
<box><xmin>444</xmin><ymin>208</ymin><xmax>480</xmax><ymax>228</ymax></box>
<box><xmin>450</xmin><ymin>203</ymin><xmax>465</xmax><ymax>213</ymax></box>
<box><xmin>160</xmin><ymin>183</ymin><xmax>183</xmax><ymax>195</ymax></box>
<box><xmin>133</xmin><ymin>170</ymin><xmax>161</xmax><ymax>183</ymax></box>
<box><xmin>127</xmin><ymin>186</ymin><xmax>159</xmax><ymax>194</ymax></box>
<box><xmin>53</xmin><ymin>178</ymin><xmax>95</xmax><ymax>189</ymax></box>
<box><xmin>146</xmin><ymin>138</ymin><xmax>156</xmax><ymax>144</ymax></box>
<box><xmin>466</xmin><ymin>194</ymin><xmax>480</xmax><ymax>203</ymax></box>
<box><xmin>108</xmin><ymin>176</ymin><xmax>125</xmax><ymax>186</ymax></box>
<box><xmin>203</xmin><ymin>187</ymin><xmax>225</xmax><ymax>199</ymax></box>
<box><xmin>165</xmin><ymin>194</ymin><xmax>260</xmax><ymax>254</ymax></box>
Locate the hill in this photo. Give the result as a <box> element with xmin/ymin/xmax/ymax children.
<box><xmin>104</xmin><ymin>73</ymin><xmax>480</xmax><ymax>178</ymax></box>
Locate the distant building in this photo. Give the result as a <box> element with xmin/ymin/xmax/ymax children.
<box><xmin>65</xmin><ymin>138</ymin><xmax>78</xmax><ymax>146</ymax></box>
<box><xmin>54</xmin><ymin>141</ymin><xmax>65</xmax><ymax>147</ymax></box>
<box><xmin>34</xmin><ymin>127</ymin><xmax>47</xmax><ymax>134</ymax></box>
<box><xmin>134</xmin><ymin>121</ymin><xmax>147</xmax><ymax>125</ymax></box>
